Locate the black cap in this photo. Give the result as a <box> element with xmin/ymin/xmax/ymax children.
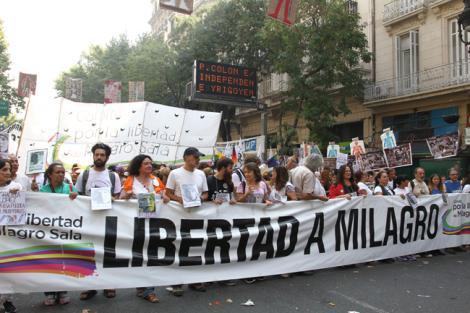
<box><xmin>183</xmin><ymin>147</ymin><xmax>205</xmax><ymax>158</ymax></box>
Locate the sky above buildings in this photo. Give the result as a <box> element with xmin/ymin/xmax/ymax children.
<box><xmin>0</xmin><ymin>0</ymin><xmax>153</xmax><ymax>98</ymax></box>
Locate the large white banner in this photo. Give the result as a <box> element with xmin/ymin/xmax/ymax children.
<box><xmin>17</xmin><ymin>97</ymin><xmax>222</xmax><ymax>171</ymax></box>
<box><xmin>1</xmin><ymin>193</ymin><xmax>469</xmax><ymax>293</ymax></box>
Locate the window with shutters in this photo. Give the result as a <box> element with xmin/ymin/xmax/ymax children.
<box><xmin>395</xmin><ymin>30</ymin><xmax>419</xmax><ymax>93</ymax></box>
<box><xmin>449</xmin><ymin>19</ymin><xmax>470</xmax><ymax>79</ymax></box>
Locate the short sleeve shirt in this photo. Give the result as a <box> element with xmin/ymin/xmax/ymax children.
<box><xmin>166</xmin><ymin>167</ymin><xmax>208</xmax><ymax>197</ymax></box>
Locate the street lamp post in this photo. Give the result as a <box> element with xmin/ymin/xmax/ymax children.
<box><xmin>458</xmin><ymin>0</ymin><xmax>470</xmax><ymax>45</ymax></box>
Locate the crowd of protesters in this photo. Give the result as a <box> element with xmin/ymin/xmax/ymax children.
<box><xmin>0</xmin><ymin>143</ymin><xmax>469</xmax><ymax>312</ymax></box>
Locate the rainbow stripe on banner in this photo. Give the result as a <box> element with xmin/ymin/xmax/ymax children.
<box><xmin>442</xmin><ymin>210</ymin><xmax>470</xmax><ymax>235</ymax></box>
<box><xmin>0</xmin><ymin>243</ymin><xmax>96</xmax><ymax>278</ymax></box>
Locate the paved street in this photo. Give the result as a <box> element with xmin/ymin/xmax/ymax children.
<box><xmin>8</xmin><ymin>250</ymin><xmax>470</xmax><ymax>313</ymax></box>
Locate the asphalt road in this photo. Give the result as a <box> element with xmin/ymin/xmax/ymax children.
<box><xmin>6</xmin><ymin>250</ymin><xmax>470</xmax><ymax>313</ymax></box>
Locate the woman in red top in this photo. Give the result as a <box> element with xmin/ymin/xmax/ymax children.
<box><xmin>328</xmin><ymin>165</ymin><xmax>358</xmax><ymax>200</ymax></box>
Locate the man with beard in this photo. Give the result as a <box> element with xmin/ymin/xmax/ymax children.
<box><xmin>75</xmin><ymin>143</ymin><xmax>121</xmax><ymax>300</ymax></box>
<box><xmin>207</xmin><ymin>158</ymin><xmax>236</xmax><ymax>204</ymax></box>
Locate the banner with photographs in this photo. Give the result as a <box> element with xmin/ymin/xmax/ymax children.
<box><xmin>17</xmin><ymin>72</ymin><xmax>37</xmax><ymax>97</ymax></box>
<box><xmin>160</xmin><ymin>0</ymin><xmax>194</xmax><ymax>14</ymax></box>
<box><xmin>104</xmin><ymin>80</ymin><xmax>122</xmax><ymax>104</ymax></box>
<box><xmin>323</xmin><ymin>158</ymin><xmax>336</xmax><ymax>169</ymax></box>
<box><xmin>65</xmin><ymin>78</ymin><xmax>83</xmax><ymax>102</ymax></box>
<box><xmin>384</xmin><ymin>143</ymin><xmax>413</xmax><ymax>169</ymax></box>
<box><xmin>381</xmin><ymin>129</ymin><xmax>397</xmax><ymax>149</ymax></box>
<box><xmin>214</xmin><ymin>136</ymin><xmax>265</xmax><ymax>167</ymax></box>
<box><xmin>361</xmin><ymin>150</ymin><xmax>388</xmax><ymax>172</ymax></box>
<box><xmin>267</xmin><ymin>0</ymin><xmax>300</xmax><ymax>26</ymax></box>
<box><xmin>426</xmin><ymin>132</ymin><xmax>459</xmax><ymax>159</ymax></box>
<box><xmin>129</xmin><ymin>81</ymin><xmax>145</xmax><ymax>102</ymax></box>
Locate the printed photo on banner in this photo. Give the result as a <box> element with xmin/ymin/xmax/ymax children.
<box><xmin>128</xmin><ymin>81</ymin><xmax>145</xmax><ymax>102</ymax></box>
<box><xmin>65</xmin><ymin>78</ymin><xmax>83</xmax><ymax>101</ymax></box>
<box><xmin>426</xmin><ymin>132</ymin><xmax>459</xmax><ymax>159</ymax></box>
<box><xmin>138</xmin><ymin>193</ymin><xmax>157</xmax><ymax>218</ymax></box>
<box><xmin>0</xmin><ymin>133</ymin><xmax>8</xmax><ymax>159</ymax></box>
<box><xmin>0</xmin><ymin>191</ymin><xmax>26</xmax><ymax>226</ymax></box>
<box><xmin>361</xmin><ymin>150</ymin><xmax>388</xmax><ymax>171</ymax></box>
<box><xmin>160</xmin><ymin>0</ymin><xmax>194</xmax><ymax>14</ymax></box>
<box><xmin>381</xmin><ymin>129</ymin><xmax>397</xmax><ymax>149</ymax></box>
<box><xmin>384</xmin><ymin>143</ymin><xmax>413</xmax><ymax>168</ymax></box>
<box><xmin>25</xmin><ymin>149</ymin><xmax>47</xmax><ymax>174</ymax></box>
<box><xmin>327</xmin><ymin>143</ymin><xmax>340</xmax><ymax>158</ymax></box>
<box><xmin>336</xmin><ymin>153</ymin><xmax>348</xmax><ymax>170</ymax></box>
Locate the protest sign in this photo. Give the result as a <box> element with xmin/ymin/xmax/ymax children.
<box><xmin>25</xmin><ymin>149</ymin><xmax>47</xmax><ymax>174</ymax></box>
<box><xmin>0</xmin><ymin>191</ymin><xmax>26</xmax><ymax>226</ymax></box>
<box><xmin>426</xmin><ymin>132</ymin><xmax>459</xmax><ymax>159</ymax></box>
<box><xmin>327</xmin><ymin>143</ymin><xmax>340</xmax><ymax>158</ymax></box>
<box><xmin>361</xmin><ymin>151</ymin><xmax>388</xmax><ymax>171</ymax></box>
<box><xmin>381</xmin><ymin>129</ymin><xmax>397</xmax><ymax>149</ymax></box>
<box><xmin>384</xmin><ymin>143</ymin><xmax>413</xmax><ymax>168</ymax></box>
<box><xmin>17</xmin><ymin>97</ymin><xmax>222</xmax><ymax>172</ymax></box>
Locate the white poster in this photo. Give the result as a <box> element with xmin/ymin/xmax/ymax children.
<box><xmin>326</xmin><ymin>144</ymin><xmax>340</xmax><ymax>158</ymax></box>
<box><xmin>0</xmin><ymin>133</ymin><xmax>9</xmax><ymax>159</ymax></box>
<box><xmin>25</xmin><ymin>149</ymin><xmax>47</xmax><ymax>174</ymax></box>
<box><xmin>381</xmin><ymin>130</ymin><xmax>397</xmax><ymax>149</ymax></box>
<box><xmin>0</xmin><ymin>191</ymin><xmax>26</xmax><ymax>226</ymax></box>
<box><xmin>214</xmin><ymin>136</ymin><xmax>265</xmax><ymax>167</ymax></box>
<box><xmin>0</xmin><ymin>192</ymin><xmax>469</xmax><ymax>293</ymax></box>
<box><xmin>17</xmin><ymin>97</ymin><xmax>222</xmax><ymax>171</ymax></box>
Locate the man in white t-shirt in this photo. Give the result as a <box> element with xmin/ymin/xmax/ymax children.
<box><xmin>165</xmin><ymin>147</ymin><xmax>208</xmax><ymax>296</ymax></box>
<box><xmin>75</xmin><ymin>143</ymin><xmax>121</xmax><ymax>301</ymax></box>
<box><xmin>75</xmin><ymin>143</ymin><xmax>121</xmax><ymax>197</ymax></box>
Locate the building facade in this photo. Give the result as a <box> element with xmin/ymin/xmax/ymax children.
<box><xmin>233</xmin><ymin>0</ymin><xmax>469</xmax><ymax>169</ymax></box>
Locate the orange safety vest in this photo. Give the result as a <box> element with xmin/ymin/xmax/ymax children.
<box><xmin>123</xmin><ymin>175</ymin><xmax>165</xmax><ymax>194</ymax></box>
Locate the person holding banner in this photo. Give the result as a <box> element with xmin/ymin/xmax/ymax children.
<box><xmin>236</xmin><ymin>162</ymin><xmax>271</xmax><ymax>204</ymax></box>
<box><xmin>462</xmin><ymin>173</ymin><xmax>470</xmax><ymax>193</ymax></box>
<box><xmin>373</xmin><ymin>171</ymin><xmax>395</xmax><ymax>196</ymax></box>
<box><xmin>77</xmin><ymin>143</ymin><xmax>121</xmax><ymax>301</ymax></box>
<box><xmin>0</xmin><ymin>159</ymin><xmax>20</xmax><ymax>313</ymax></box>
<box><xmin>409</xmin><ymin>167</ymin><xmax>430</xmax><ymax>197</ymax></box>
<box><xmin>39</xmin><ymin>162</ymin><xmax>78</xmax><ymax>306</ymax></box>
<box><xmin>328</xmin><ymin>165</ymin><xmax>358</xmax><ymax>199</ymax></box>
<box><xmin>290</xmin><ymin>154</ymin><xmax>328</xmax><ymax>201</ymax></box>
<box><xmin>165</xmin><ymin>147</ymin><xmax>208</xmax><ymax>296</ymax></box>
<box><xmin>428</xmin><ymin>174</ymin><xmax>446</xmax><ymax>195</ymax></box>
<box><xmin>8</xmin><ymin>154</ymin><xmax>32</xmax><ymax>191</ymax></box>
<box><xmin>207</xmin><ymin>158</ymin><xmax>236</xmax><ymax>204</ymax></box>
<box><xmin>354</xmin><ymin>171</ymin><xmax>372</xmax><ymax>195</ymax></box>
<box><xmin>120</xmin><ymin>154</ymin><xmax>168</xmax><ymax>303</ymax></box>
<box><xmin>269</xmin><ymin>166</ymin><xmax>297</xmax><ymax>202</ymax></box>
<box><xmin>445</xmin><ymin>168</ymin><xmax>462</xmax><ymax>193</ymax></box>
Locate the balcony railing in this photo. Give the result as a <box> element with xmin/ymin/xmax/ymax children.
<box><xmin>364</xmin><ymin>61</ymin><xmax>470</xmax><ymax>102</ymax></box>
<box><xmin>383</xmin><ymin>0</ymin><xmax>425</xmax><ymax>23</ymax></box>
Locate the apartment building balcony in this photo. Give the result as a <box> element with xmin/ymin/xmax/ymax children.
<box><xmin>383</xmin><ymin>0</ymin><xmax>426</xmax><ymax>26</ymax></box>
<box><xmin>364</xmin><ymin>61</ymin><xmax>470</xmax><ymax>105</ymax></box>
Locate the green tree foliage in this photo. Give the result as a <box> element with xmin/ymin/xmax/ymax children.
<box><xmin>264</xmin><ymin>0</ymin><xmax>371</xmax><ymax>147</ymax></box>
<box><xmin>56</xmin><ymin>0</ymin><xmax>370</xmax><ymax>144</ymax></box>
<box><xmin>0</xmin><ymin>19</ymin><xmax>24</xmax><ymax>115</ymax></box>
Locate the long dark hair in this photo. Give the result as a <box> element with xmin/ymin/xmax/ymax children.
<box><xmin>337</xmin><ymin>165</ymin><xmax>358</xmax><ymax>191</ymax></box>
<box><xmin>375</xmin><ymin>170</ymin><xmax>388</xmax><ymax>187</ymax></box>
<box><xmin>428</xmin><ymin>173</ymin><xmax>445</xmax><ymax>193</ymax></box>
<box><xmin>244</xmin><ymin>162</ymin><xmax>262</xmax><ymax>183</ymax></box>
<box><xmin>44</xmin><ymin>162</ymin><xmax>65</xmax><ymax>192</ymax></box>
<box><xmin>0</xmin><ymin>159</ymin><xmax>9</xmax><ymax>170</ymax></box>
<box><xmin>273</xmin><ymin>166</ymin><xmax>289</xmax><ymax>191</ymax></box>
<box><xmin>128</xmin><ymin>154</ymin><xmax>153</xmax><ymax>176</ymax></box>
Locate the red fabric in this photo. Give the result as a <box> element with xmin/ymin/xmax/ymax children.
<box><xmin>328</xmin><ymin>183</ymin><xmax>346</xmax><ymax>199</ymax></box>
